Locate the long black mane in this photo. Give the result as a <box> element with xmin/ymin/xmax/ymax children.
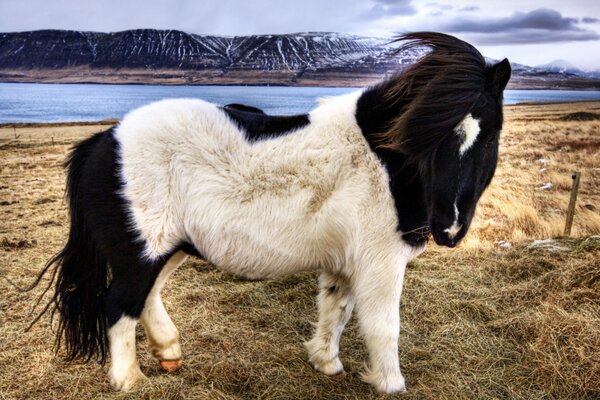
<box><xmin>361</xmin><ymin>32</ymin><xmax>487</xmax><ymax>162</ymax></box>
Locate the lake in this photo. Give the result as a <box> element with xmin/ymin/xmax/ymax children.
<box><xmin>2</xmin><ymin>82</ymin><xmax>600</xmax><ymax>123</ymax></box>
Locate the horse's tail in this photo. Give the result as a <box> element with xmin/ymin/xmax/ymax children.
<box><xmin>31</xmin><ymin>131</ymin><xmax>112</xmax><ymax>363</ymax></box>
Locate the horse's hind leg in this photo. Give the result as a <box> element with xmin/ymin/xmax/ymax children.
<box><xmin>305</xmin><ymin>272</ymin><xmax>354</xmax><ymax>376</ymax></box>
<box><xmin>107</xmin><ymin>315</ymin><xmax>144</xmax><ymax>391</ymax></box>
<box><xmin>105</xmin><ymin>254</ymin><xmax>166</xmax><ymax>391</ymax></box>
<box><xmin>140</xmin><ymin>251</ymin><xmax>188</xmax><ymax>372</ymax></box>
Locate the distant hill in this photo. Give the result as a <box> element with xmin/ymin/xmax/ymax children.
<box><xmin>1</xmin><ymin>29</ymin><xmax>599</xmax><ymax>89</ymax></box>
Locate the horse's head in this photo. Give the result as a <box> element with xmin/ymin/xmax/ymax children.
<box><xmin>424</xmin><ymin>59</ymin><xmax>511</xmax><ymax>247</ymax></box>
<box><xmin>367</xmin><ymin>32</ymin><xmax>511</xmax><ymax>248</ymax></box>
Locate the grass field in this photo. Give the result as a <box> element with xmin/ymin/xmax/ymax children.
<box><xmin>0</xmin><ymin>102</ymin><xmax>599</xmax><ymax>399</ymax></box>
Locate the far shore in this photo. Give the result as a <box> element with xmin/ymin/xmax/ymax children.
<box><xmin>2</xmin><ymin>66</ymin><xmax>600</xmax><ymax>90</ymax></box>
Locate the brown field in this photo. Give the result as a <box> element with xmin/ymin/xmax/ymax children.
<box><xmin>0</xmin><ymin>102</ymin><xmax>599</xmax><ymax>399</ymax></box>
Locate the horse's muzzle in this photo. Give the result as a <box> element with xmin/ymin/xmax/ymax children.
<box><xmin>430</xmin><ymin>218</ymin><xmax>465</xmax><ymax>248</ymax></box>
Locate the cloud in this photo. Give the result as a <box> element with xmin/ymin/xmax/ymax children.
<box><xmin>364</xmin><ymin>0</ymin><xmax>417</xmax><ymax>19</ymax></box>
<box><xmin>425</xmin><ymin>2</ymin><xmax>453</xmax><ymax>11</ymax></box>
<box><xmin>441</xmin><ymin>8</ymin><xmax>600</xmax><ymax>44</ymax></box>
<box><xmin>582</xmin><ymin>17</ymin><xmax>599</xmax><ymax>23</ymax></box>
<box><xmin>424</xmin><ymin>3</ymin><xmax>477</xmax><ymax>17</ymax></box>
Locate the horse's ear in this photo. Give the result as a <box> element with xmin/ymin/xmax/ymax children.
<box><xmin>486</xmin><ymin>58</ymin><xmax>511</xmax><ymax>96</ymax></box>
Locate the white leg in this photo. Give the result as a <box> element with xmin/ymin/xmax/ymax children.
<box><xmin>140</xmin><ymin>251</ymin><xmax>187</xmax><ymax>372</ymax></box>
<box><xmin>353</xmin><ymin>251</ymin><xmax>408</xmax><ymax>394</ymax></box>
<box><xmin>305</xmin><ymin>272</ymin><xmax>354</xmax><ymax>376</ymax></box>
<box><xmin>108</xmin><ymin>316</ymin><xmax>145</xmax><ymax>391</ymax></box>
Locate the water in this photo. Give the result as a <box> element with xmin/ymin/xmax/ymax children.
<box><xmin>1</xmin><ymin>82</ymin><xmax>600</xmax><ymax>123</ymax></box>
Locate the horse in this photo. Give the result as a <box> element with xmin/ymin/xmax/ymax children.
<box><xmin>33</xmin><ymin>32</ymin><xmax>511</xmax><ymax>394</ymax></box>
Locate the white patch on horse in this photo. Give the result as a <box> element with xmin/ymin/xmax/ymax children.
<box><xmin>108</xmin><ymin>316</ymin><xmax>144</xmax><ymax>391</ymax></box>
<box><xmin>455</xmin><ymin>113</ymin><xmax>480</xmax><ymax>156</ymax></box>
<box><xmin>444</xmin><ymin>203</ymin><xmax>462</xmax><ymax>239</ymax></box>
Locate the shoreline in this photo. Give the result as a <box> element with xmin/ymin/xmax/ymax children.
<box><xmin>1</xmin><ymin>100</ymin><xmax>599</xmax><ymax>127</ymax></box>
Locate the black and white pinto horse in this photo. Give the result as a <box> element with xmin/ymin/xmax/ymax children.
<box><xmin>35</xmin><ymin>32</ymin><xmax>511</xmax><ymax>393</ymax></box>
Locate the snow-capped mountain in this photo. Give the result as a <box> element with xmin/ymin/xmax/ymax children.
<box><xmin>536</xmin><ymin>59</ymin><xmax>582</xmax><ymax>74</ymax></box>
<box><xmin>0</xmin><ymin>29</ymin><xmax>415</xmax><ymax>72</ymax></box>
<box><xmin>0</xmin><ymin>29</ymin><xmax>598</xmax><ymax>88</ymax></box>
<box><xmin>535</xmin><ymin>60</ymin><xmax>600</xmax><ymax>79</ymax></box>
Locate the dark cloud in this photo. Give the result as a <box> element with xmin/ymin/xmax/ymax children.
<box><xmin>442</xmin><ymin>8</ymin><xmax>600</xmax><ymax>44</ymax></box>
<box><xmin>445</xmin><ymin>8</ymin><xmax>576</xmax><ymax>32</ymax></box>
<box><xmin>364</xmin><ymin>0</ymin><xmax>417</xmax><ymax>19</ymax></box>
<box><xmin>582</xmin><ymin>17</ymin><xmax>599</xmax><ymax>23</ymax></box>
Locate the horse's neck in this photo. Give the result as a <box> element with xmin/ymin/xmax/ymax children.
<box><xmin>356</xmin><ymin>82</ymin><xmax>429</xmax><ymax>245</ymax></box>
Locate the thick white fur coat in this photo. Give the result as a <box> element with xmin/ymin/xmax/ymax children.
<box><xmin>115</xmin><ymin>92</ymin><xmax>420</xmax><ymax>278</ymax></box>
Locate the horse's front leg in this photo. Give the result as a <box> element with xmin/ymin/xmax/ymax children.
<box><xmin>352</xmin><ymin>246</ymin><xmax>409</xmax><ymax>394</ymax></box>
<box><xmin>305</xmin><ymin>272</ymin><xmax>354</xmax><ymax>376</ymax></box>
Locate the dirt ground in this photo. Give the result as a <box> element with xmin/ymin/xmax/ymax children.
<box><xmin>0</xmin><ymin>102</ymin><xmax>599</xmax><ymax>399</ymax></box>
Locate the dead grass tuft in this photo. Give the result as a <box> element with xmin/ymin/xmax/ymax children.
<box><xmin>0</xmin><ymin>104</ymin><xmax>599</xmax><ymax>399</ymax></box>
<box><xmin>1</xmin><ymin>237</ymin><xmax>38</xmax><ymax>250</ymax></box>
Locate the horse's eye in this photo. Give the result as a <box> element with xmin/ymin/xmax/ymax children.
<box><xmin>488</xmin><ymin>134</ymin><xmax>496</xmax><ymax>143</ymax></box>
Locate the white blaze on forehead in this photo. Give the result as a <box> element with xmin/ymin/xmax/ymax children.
<box><xmin>455</xmin><ymin>113</ymin><xmax>481</xmax><ymax>156</ymax></box>
<box><xmin>444</xmin><ymin>203</ymin><xmax>462</xmax><ymax>240</ymax></box>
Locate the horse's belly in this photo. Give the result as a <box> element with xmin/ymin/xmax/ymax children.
<box><xmin>206</xmin><ymin>231</ymin><xmax>315</xmax><ymax>279</ymax></box>
<box><xmin>185</xmin><ymin>191</ymin><xmax>349</xmax><ymax>279</ymax></box>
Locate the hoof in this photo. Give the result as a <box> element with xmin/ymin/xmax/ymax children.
<box><xmin>331</xmin><ymin>370</ymin><xmax>347</xmax><ymax>381</ymax></box>
<box><xmin>109</xmin><ymin>366</ymin><xmax>146</xmax><ymax>392</ymax></box>
<box><xmin>362</xmin><ymin>369</ymin><xmax>407</xmax><ymax>394</ymax></box>
<box><xmin>159</xmin><ymin>359</ymin><xmax>182</xmax><ymax>373</ymax></box>
<box><xmin>311</xmin><ymin>356</ymin><xmax>344</xmax><ymax>376</ymax></box>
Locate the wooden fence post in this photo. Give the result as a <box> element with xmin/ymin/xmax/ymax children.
<box><xmin>564</xmin><ymin>171</ymin><xmax>581</xmax><ymax>236</ymax></box>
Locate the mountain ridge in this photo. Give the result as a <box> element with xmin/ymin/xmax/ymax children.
<box><xmin>1</xmin><ymin>29</ymin><xmax>599</xmax><ymax>89</ymax></box>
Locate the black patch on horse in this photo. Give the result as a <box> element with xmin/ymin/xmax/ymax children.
<box><xmin>29</xmin><ymin>128</ymin><xmax>206</xmax><ymax>363</ymax></box>
<box><xmin>178</xmin><ymin>242</ymin><xmax>203</xmax><ymax>258</ymax></box>
<box><xmin>356</xmin><ymin>77</ymin><xmax>431</xmax><ymax>246</ymax></box>
<box><xmin>225</xmin><ymin>103</ymin><xmax>266</xmax><ymax>114</ymax></box>
<box><xmin>222</xmin><ymin>104</ymin><xmax>309</xmax><ymax>142</ymax></box>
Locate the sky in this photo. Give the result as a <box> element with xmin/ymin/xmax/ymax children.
<box><xmin>1</xmin><ymin>0</ymin><xmax>599</xmax><ymax>69</ymax></box>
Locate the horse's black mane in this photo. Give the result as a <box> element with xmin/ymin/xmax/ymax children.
<box><xmin>370</xmin><ymin>32</ymin><xmax>487</xmax><ymax>161</ymax></box>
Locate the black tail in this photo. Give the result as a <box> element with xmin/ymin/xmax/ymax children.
<box><xmin>32</xmin><ymin>131</ymin><xmax>113</xmax><ymax>363</ymax></box>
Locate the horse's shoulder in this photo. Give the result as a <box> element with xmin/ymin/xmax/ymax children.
<box><xmin>222</xmin><ymin>103</ymin><xmax>310</xmax><ymax>141</ymax></box>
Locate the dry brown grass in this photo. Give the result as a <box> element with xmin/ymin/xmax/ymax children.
<box><xmin>464</xmin><ymin>101</ymin><xmax>600</xmax><ymax>249</ymax></box>
<box><xmin>0</xmin><ymin>103</ymin><xmax>599</xmax><ymax>399</ymax></box>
